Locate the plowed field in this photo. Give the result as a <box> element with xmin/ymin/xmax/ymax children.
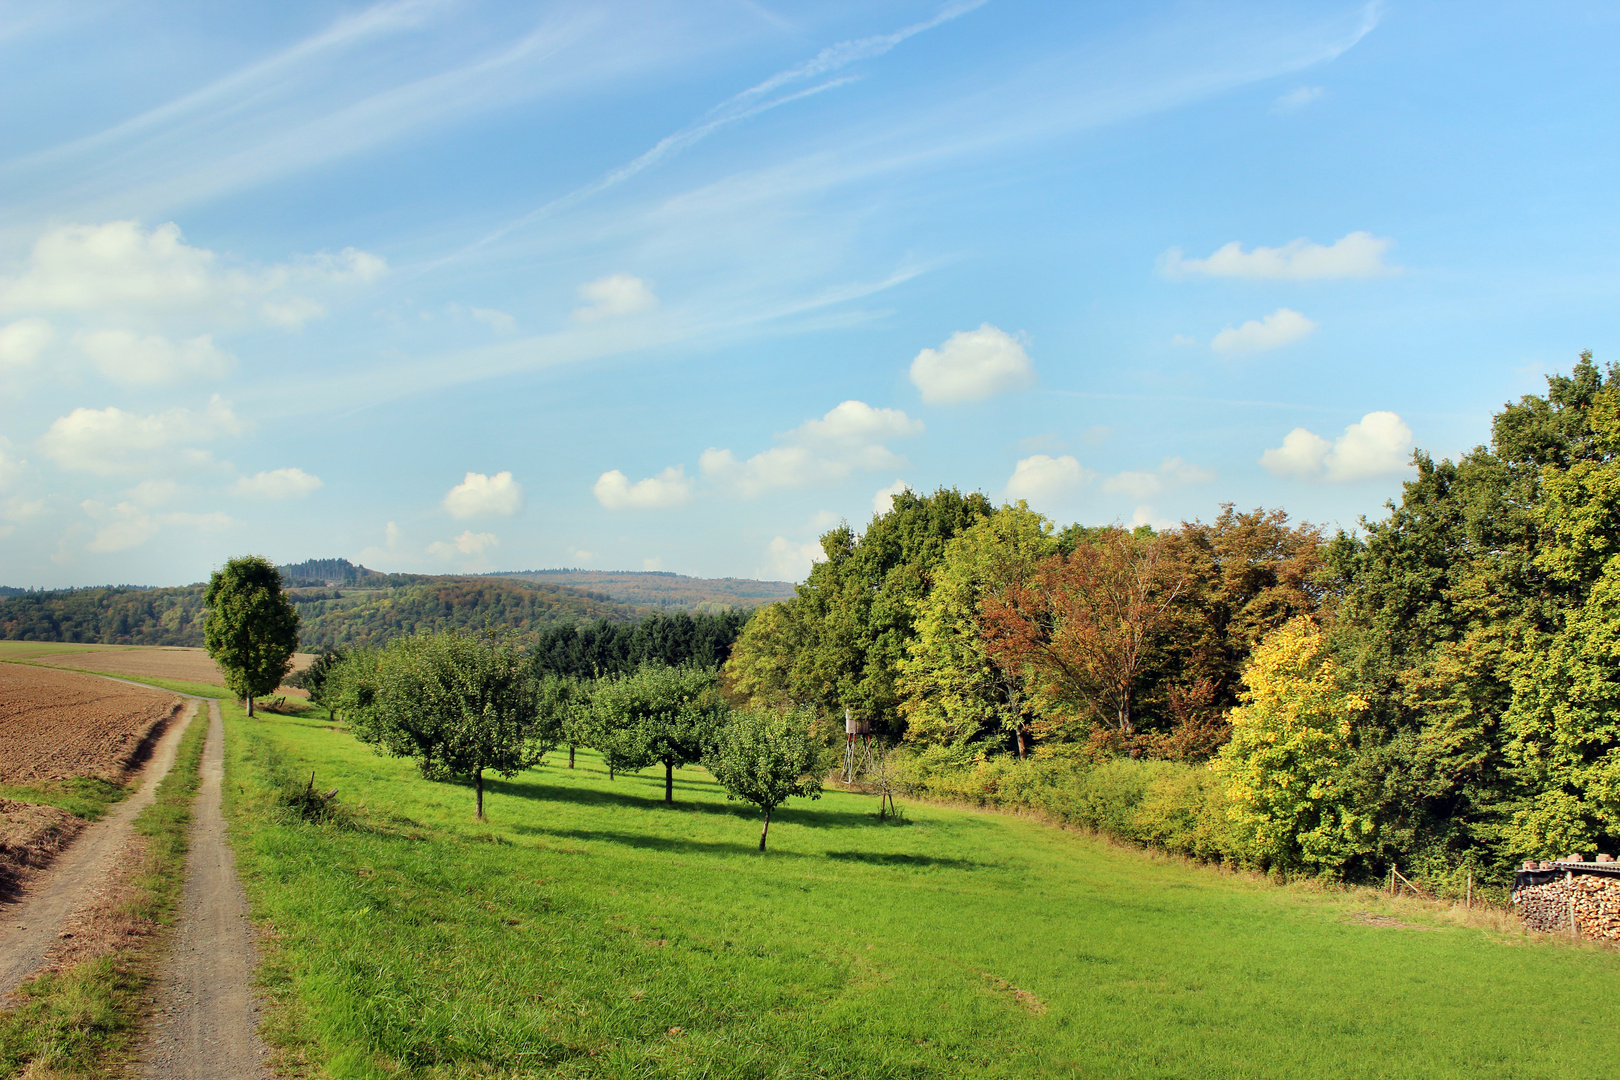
<box><xmin>0</xmin><ymin>643</ymin><xmax>314</xmax><ymax>689</ymax></box>
<box><xmin>0</xmin><ymin>664</ymin><xmax>184</xmax><ymax>784</ymax></box>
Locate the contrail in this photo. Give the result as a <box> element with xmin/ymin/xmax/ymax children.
<box><xmin>442</xmin><ymin>0</ymin><xmax>990</xmax><ymax>262</ymax></box>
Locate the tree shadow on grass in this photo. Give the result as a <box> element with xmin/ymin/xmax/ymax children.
<box><xmin>507</xmin><ymin>824</ymin><xmax>815</xmax><ymax>860</ymax></box>
<box><xmin>482</xmin><ymin>776</ymin><xmax>879</xmax><ymax>830</ymax></box>
<box><xmin>823</xmin><ymin>850</ymin><xmax>994</xmax><ymax>871</ymax></box>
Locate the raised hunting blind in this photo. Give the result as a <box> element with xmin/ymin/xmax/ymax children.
<box><xmin>842</xmin><ymin>708</ymin><xmax>872</xmax><ymax>783</ymax></box>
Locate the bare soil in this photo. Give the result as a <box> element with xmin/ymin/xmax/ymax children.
<box><xmin>0</xmin><ymin>664</ymin><xmax>184</xmax><ymax>785</ymax></box>
<box><xmin>24</xmin><ymin>645</ymin><xmax>314</xmax><ymax>690</ymax></box>
<box><xmin>0</xmin><ymin>799</ymin><xmax>83</xmax><ymax>897</ymax></box>
<box><xmin>0</xmin><ymin>701</ymin><xmax>197</xmax><ymax>996</ymax></box>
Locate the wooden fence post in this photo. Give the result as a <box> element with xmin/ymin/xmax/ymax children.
<box><xmin>1466</xmin><ymin>871</ymin><xmax>1472</xmax><ymax>910</ymax></box>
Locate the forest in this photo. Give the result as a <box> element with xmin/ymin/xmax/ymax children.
<box><xmin>723</xmin><ymin>355</ymin><xmax>1620</xmax><ymax>892</ymax></box>
<box><xmin>0</xmin><ymin>575</ymin><xmax>639</xmax><ymax>650</ymax></box>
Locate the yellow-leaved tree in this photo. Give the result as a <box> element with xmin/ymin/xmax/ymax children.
<box><xmin>1217</xmin><ymin>616</ymin><xmax>1374</xmax><ymax>874</ymax></box>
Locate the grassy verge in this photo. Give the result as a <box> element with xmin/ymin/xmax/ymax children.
<box><xmin>223</xmin><ymin>704</ymin><xmax>1620</xmax><ymax>1080</ymax></box>
<box><xmin>0</xmin><ymin>709</ymin><xmax>208</xmax><ymax>1079</ymax></box>
<box><xmin>0</xmin><ymin>778</ymin><xmax>128</xmax><ymax>821</ymax></box>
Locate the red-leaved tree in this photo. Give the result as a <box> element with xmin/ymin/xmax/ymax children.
<box><xmin>979</xmin><ymin>528</ymin><xmax>1185</xmax><ymax>740</ymax></box>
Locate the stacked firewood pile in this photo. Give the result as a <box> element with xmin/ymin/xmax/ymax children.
<box><xmin>1514</xmin><ymin>857</ymin><xmax>1620</xmax><ymax>940</ymax></box>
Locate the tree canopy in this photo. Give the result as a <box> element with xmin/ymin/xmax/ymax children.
<box><xmin>203</xmin><ymin>555</ymin><xmax>301</xmax><ymax>715</ymax></box>
<box><xmin>344</xmin><ymin>631</ymin><xmax>556</xmax><ymax>819</ymax></box>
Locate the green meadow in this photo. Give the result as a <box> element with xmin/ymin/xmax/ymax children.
<box><xmin>219</xmin><ymin>701</ymin><xmax>1620</xmax><ymax>1080</ymax></box>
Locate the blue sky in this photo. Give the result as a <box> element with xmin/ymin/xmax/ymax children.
<box><xmin>2</xmin><ymin>1</ymin><xmax>1618</xmax><ymax>587</ymax></box>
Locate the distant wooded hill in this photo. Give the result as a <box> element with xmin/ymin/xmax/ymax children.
<box><xmin>0</xmin><ymin>559</ymin><xmax>781</xmax><ymax>651</ymax></box>
<box><xmin>492</xmin><ymin>569</ymin><xmax>795</xmax><ymax>611</ymax></box>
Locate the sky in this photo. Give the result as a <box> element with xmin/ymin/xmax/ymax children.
<box><xmin>3</xmin><ymin>0</ymin><xmax>1619</xmax><ymax>588</ymax></box>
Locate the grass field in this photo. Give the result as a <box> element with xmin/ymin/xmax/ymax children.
<box><xmin>219</xmin><ymin>702</ymin><xmax>1620</xmax><ymax>1080</ymax></box>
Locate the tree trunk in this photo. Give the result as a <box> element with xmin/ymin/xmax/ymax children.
<box><xmin>569</xmin><ymin>744</ymin><xmax>575</xmax><ymax>769</ymax></box>
<box><xmin>665</xmin><ymin>761</ymin><xmax>674</xmax><ymax>804</ymax></box>
<box><xmin>475</xmin><ymin>769</ymin><xmax>484</xmax><ymax>820</ymax></box>
<box><xmin>246</xmin><ymin>695</ymin><xmax>254</xmax><ymax>717</ymax></box>
<box><xmin>609</xmin><ymin>762</ymin><xmax>615</xmax><ymax>781</ymax></box>
<box><xmin>759</xmin><ymin>807</ymin><xmax>771</xmax><ymax>851</ymax></box>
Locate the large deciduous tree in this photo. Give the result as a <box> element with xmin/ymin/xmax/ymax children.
<box><xmin>724</xmin><ymin>486</ymin><xmax>995</xmax><ymax>736</ymax></box>
<box><xmin>706</xmin><ymin>706</ymin><xmax>824</xmax><ymax>850</ymax></box>
<box><xmin>1217</xmin><ymin>616</ymin><xmax>1374</xmax><ymax>874</ymax></box>
<box><xmin>203</xmin><ymin>555</ymin><xmax>301</xmax><ymax>716</ymax></box>
<box><xmin>979</xmin><ymin>528</ymin><xmax>1186</xmax><ymax>743</ymax></box>
<box><xmin>347</xmin><ymin>631</ymin><xmax>555</xmax><ymax>819</ymax></box>
<box><xmin>897</xmin><ymin>502</ymin><xmax>1058</xmax><ymax>760</ymax></box>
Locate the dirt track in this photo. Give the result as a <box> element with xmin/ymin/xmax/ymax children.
<box><xmin>139</xmin><ymin>700</ymin><xmax>272</xmax><ymax>1078</ymax></box>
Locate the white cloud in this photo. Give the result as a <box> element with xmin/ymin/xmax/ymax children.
<box><xmin>1104</xmin><ymin>456</ymin><xmax>1217</xmax><ymax>498</ymax></box>
<box><xmin>1261</xmin><ymin>428</ymin><xmax>1333</xmax><ymax>479</ymax></box>
<box><xmin>1130</xmin><ymin>505</ymin><xmax>1177</xmax><ymax>531</ymax></box>
<box><xmin>1082</xmin><ymin>426</ymin><xmax>1114</xmax><ymax>446</ymax></box>
<box><xmin>1005</xmin><ymin>454</ymin><xmax>1094</xmax><ymax>503</ymax></box>
<box><xmin>873</xmin><ymin>479</ymin><xmax>909</xmax><ymax>515</ymax></box>
<box><xmin>1162</xmin><ymin>231</ymin><xmax>1397</xmax><ymax>279</ymax></box>
<box><xmin>470</xmin><ymin>307</ymin><xmax>517</xmax><ymax>334</ymax></box>
<box><xmin>428</xmin><ymin>530</ymin><xmax>498</xmax><ymax>559</ymax></box>
<box><xmin>3</xmin><ymin>496</ymin><xmax>44</xmax><ymax>524</ymax></box>
<box><xmin>909</xmin><ymin>323</ymin><xmax>1035</xmax><ymax>404</ymax></box>
<box><xmin>642</xmin><ymin>556</ymin><xmax>663</xmax><ymax>572</ymax></box>
<box><xmin>702</xmin><ymin>401</ymin><xmax>924</xmax><ymax>497</ymax></box>
<box><xmin>260</xmin><ymin>297</ymin><xmax>326</xmax><ymax>329</ymax></box>
<box><xmin>1170</xmin><ymin>333</ymin><xmax>1197</xmax><ymax>347</ymax></box>
<box><xmin>76</xmin><ymin>329</ymin><xmax>234</xmax><ymax>383</ymax></box>
<box><xmin>231</xmin><ymin>467</ymin><xmax>323</xmax><ymax>499</ymax></box>
<box><xmin>38</xmin><ymin>395</ymin><xmax>244</xmax><ymax>475</ymax></box>
<box><xmin>358</xmin><ymin>520</ymin><xmax>402</xmax><ymax>567</ymax></box>
<box><xmin>1273</xmin><ymin>85</ymin><xmax>1324</xmax><ymax>112</ymax></box>
<box><xmin>766</xmin><ymin>536</ymin><xmax>825</xmax><ymax>582</ymax></box>
<box><xmin>310</xmin><ymin>247</ymin><xmax>388</xmax><ymax>283</ymax></box>
<box><xmin>1260</xmin><ymin>411</ymin><xmax>1414</xmax><ymax>482</ymax></box>
<box><xmin>80</xmin><ymin>499</ymin><xmax>231</xmax><ymax>554</ymax></box>
<box><xmin>572</xmin><ymin>274</ymin><xmax>657</xmax><ymax>321</ymax></box>
<box><xmin>593</xmin><ymin>465</ymin><xmax>693</xmax><ymax>510</ymax></box>
<box><xmin>3</xmin><ymin>221</ymin><xmax>217</xmax><ymax>310</ymax></box>
<box><xmin>443</xmin><ymin>470</ymin><xmax>522</xmax><ymax>518</ymax></box>
<box><xmin>1211</xmin><ymin>308</ymin><xmax>1317</xmax><ymax>355</ymax></box>
<box><xmin>0</xmin><ymin>318</ymin><xmax>54</xmax><ymax>368</ymax></box>
<box><xmin>0</xmin><ymin>221</ymin><xmax>385</xmax><ymax>327</ymax></box>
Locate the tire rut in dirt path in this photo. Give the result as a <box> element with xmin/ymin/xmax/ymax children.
<box><xmin>0</xmin><ymin>699</ymin><xmax>199</xmax><ymax>996</ymax></box>
<box><xmin>139</xmin><ymin>699</ymin><xmax>273</xmax><ymax>1079</ymax></box>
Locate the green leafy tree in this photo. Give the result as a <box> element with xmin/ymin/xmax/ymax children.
<box><xmin>724</xmin><ymin>487</ymin><xmax>996</xmax><ymax>736</ymax></box>
<box><xmin>537</xmin><ymin>674</ymin><xmax>589</xmax><ymax>769</ymax></box>
<box><xmin>897</xmin><ymin>502</ymin><xmax>1058</xmax><ymax>760</ymax></box>
<box><xmin>1217</xmin><ymin>616</ymin><xmax>1374</xmax><ymax>874</ymax></box>
<box><xmin>707</xmin><ymin>706</ymin><xmax>824</xmax><ymax>850</ymax></box>
<box><xmin>347</xmin><ymin>631</ymin><xmax>555</xmax><ymax>819</ymax></box>
<box><xmin>300</xmin><ymin>649</ymin><xmax>346</xmax><ymax>720</ymax></box>
<box><xmin>590</xmin><ymin>664</ymin><xmax>728</xmax><ymax>802</ymax></box>
<box><xmin>203</xmin><ymin>555</ymin><xmax>301</xmax><ymax>716</ymax></box>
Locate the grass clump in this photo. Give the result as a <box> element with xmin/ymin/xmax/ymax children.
<box><xmin>0</xmin><ymin>710</ymin><xmax>208</xmax><ymax>1078</ymax></box>
<box><xmin>224</xmin><ymin>704</ymin><xmax>1620</xmax><ymax>1080</ymax></box>
<box><xmin>0</xmin><ymin>778</ymin><xmax>128</xmax><ymax>821</ymax></box>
